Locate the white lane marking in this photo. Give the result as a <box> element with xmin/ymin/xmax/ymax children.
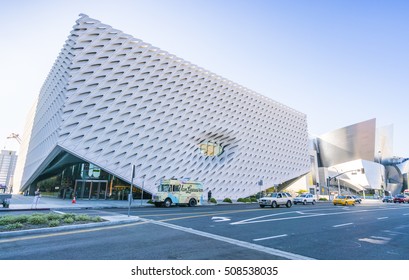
<box><xmin>403</xmin><ymin>213</ymin><xmax>409</xmax><ymax>216</ymax></box>
<box><xmin>143</xmin><ymin>218</ymin><xmax>314</xmax><ymax>260</ymax></box>
<box><xmin>359</xmin><ymin>236</ymin><xmax>391</xmax><ymax>245</ymax></box>
<box><xmin>370</xmin><ymin>236</ymin><xmax>390</xmax><ymax>240</ymax></box>
<box><xmin>211</xmin><ymin>216</ymin><xmax>231</xmax><ymax>222</ymax></box>
<box><xmin>232</xmin><ymin>206</ymin><xmax>405</xmax><ymax>225</ymax></box>
<box><xmin>332</xmin><ymin>223</ymin><xmax>353</xmax><ymax>228</ymax></box>
<box><xmin>231</xmin><ymin>212</ymin><xmax>325</xmax><ymax>225</ymax></box>
<box><xmin>52</xmin><ymin>210</ymin><xmax>65</xmax><ymax>215</ymax></box>
<box><xmin>377</xmin><ymin>217</ymin><xmax>388</xmax><ymax>220</ymax></box>
<box><xmin>253</xmin><ymin>234</ymin><xmax>288</xmax><ymax>241</ymax></box>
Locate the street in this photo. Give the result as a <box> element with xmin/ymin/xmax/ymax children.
<box><xmin>1</xmin><ymin>202</ymin><xmax>409</xmax><ymax>260</ymax></box>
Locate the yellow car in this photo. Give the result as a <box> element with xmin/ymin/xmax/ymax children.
<box><xmin>333</xmin><ymin>195</ymin><xmax>355</xmax><ymax>206</ymax></box>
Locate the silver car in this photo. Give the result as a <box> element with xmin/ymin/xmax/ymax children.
<box><xmin>293</xmin><ymin>193</ymin><xmax>316</xmax><ymax>205</ymax></box>
<box><xmin>258</xmin><ymin>192</ymin><xmax>293</xmax><ymax>208</ymax></box>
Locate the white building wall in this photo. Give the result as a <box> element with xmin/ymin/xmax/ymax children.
<box><xmin>16</xmin><ymin>14</ymin><xmax>310</xmax><ymax>199</ymax></box>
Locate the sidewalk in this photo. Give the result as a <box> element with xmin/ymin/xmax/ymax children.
<box><xmin>0</xmin><ymin>194</ymin><xmax>153</xmax><ymax>211</ymax></box>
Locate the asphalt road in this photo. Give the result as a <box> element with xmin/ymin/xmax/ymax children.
<box><xmin>1</xmin><ymin>201</ymin><xmax>409</xmax><ymax>260</ymax></box>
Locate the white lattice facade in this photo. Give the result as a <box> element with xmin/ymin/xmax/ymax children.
<box><xmin>16</xmin><ymin>14</ymin><xmax>310</xmax><ymax>199</ymax></box>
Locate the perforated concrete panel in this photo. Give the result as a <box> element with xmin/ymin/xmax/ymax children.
<box><xmin>16</xmin><ymin>14</ymin><xmax>310</xmax><ymax>199</ymax></box>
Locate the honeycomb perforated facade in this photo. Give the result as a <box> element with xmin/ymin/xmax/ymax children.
<box><xmin>16</xmin><ymin>14</ymin><xmax>310</xmax><ymax>199</ymax></box>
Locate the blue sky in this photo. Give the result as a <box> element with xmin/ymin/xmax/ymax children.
<box><xmin>1</xmin><ymin>0</ymin><xmax>408</xmax><ymax>156</ymax></box>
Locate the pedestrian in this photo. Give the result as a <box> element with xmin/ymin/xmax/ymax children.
<box><xmin>208</xmin><ymin>190</ymin><xmax>212</xmax><ymax>203</ymax></box>
<box><xmin>31</xmin><ymin>188</ymin><xmax>41</xmax><ymax>209</ymax></box>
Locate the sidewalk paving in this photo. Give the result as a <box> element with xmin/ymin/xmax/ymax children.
<box><xmin>0</xmin><ymin>194</ymin><xmax>153</xmax><ymax>211</ymax></box>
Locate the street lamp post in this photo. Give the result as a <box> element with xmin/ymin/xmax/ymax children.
<box><xmin>329</xmin><ymin>166</ymin><xmax>341</xmax><ymax>196</ymax></box>
<box><xmin>328</xmin><ymin>167</ymin><xmax>365</xmax><ymax>198</ymax></box>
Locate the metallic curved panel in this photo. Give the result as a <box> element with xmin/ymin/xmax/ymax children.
<box><xmin>317</xmin><ymin>119</ymin><xmax>376</xmax><ymax>167</ymax></box>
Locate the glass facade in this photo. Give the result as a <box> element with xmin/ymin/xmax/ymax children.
<box><xmin>35</xmin><ymin>162</ymin><xmax>151</xmax><ymax>200</ymax></box>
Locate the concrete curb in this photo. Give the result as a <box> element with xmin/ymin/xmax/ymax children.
<box><xmin>0</xmin><ymin>217</ymin><xmax>141</xmax><ymax>239</ymax></box>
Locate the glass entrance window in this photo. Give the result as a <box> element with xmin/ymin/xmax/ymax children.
<box><xmin>74</xmin><ymin>180</ymin><xmax>108</xmax><ymax>200</ymax></box>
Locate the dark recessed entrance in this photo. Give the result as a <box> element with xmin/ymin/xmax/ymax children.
<box><xmin>73</xmin><ymin>179</ymin><xmax>108</xmax><ymax>200</ymax></box>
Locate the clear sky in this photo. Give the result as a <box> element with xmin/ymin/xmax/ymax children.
<box><xmin>1</xmin><ymin>0</ymin><xmax>408</xmax><ymax>156</ymax></box>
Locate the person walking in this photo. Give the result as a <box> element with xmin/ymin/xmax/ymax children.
<box><xmin>31</xmin><ymin>188</ymin><xmax>41</xmax><ymax>209</ymax></box>
<box><xmin>207</xmin><ymin>190</ymin><xmax>212</xmax><ymax>203</ymax></box>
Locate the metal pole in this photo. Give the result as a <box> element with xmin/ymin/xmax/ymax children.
<box><xmin>337</xmin><ymin>178</ymin><xmax>341</xmax><ymax>196</ymax></box>
<box><xmin>128</xmin><ymin>164</ymin><xmax>135</xmax><ymax>217</ymax></box>
<box><xmin>327</xmin><ymin>177</ymin><xmax>331</xmax><ymax>201</ymax></box>
<box><xmin>141</xmin><ymin>178</ymin><xmax>144</xmax><ymax>206</ymax></box>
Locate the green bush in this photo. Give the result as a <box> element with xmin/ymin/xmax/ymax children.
<box><xmin>223</xmin><ymin>198</ymin><xmax>232</xmax><ymax>203</ymax></box>
<box><xmin>91</xmin><ymin>216</ymin><xmax>103</xmax><ymax>222</ymax></box>
<box><xmin>0</xmin><ymin>216</ymin><xmax>17</xmax><ymax>225</ymax></box>
<box><xmin>209</xmin><ymin>197</ymin><xmax>217</xmax><ymax>204</ymax></box>
<box><xmin>62</xmin><ymin>213</ymin><xmax>76</xmax><ymax>220</ymax></box>
<box><xmin>28</xmin><ymin>215</ymin><xmax>48</xmax><ymax>225</ymax></box>
<box><xmin>319</xmin><ymin>197</ymin><xmax>328</xmax><ymax>201</ymax></box>
<box><xmin>48</xmin><ymin>220</ymin><xmax>60</xmax><ymax>227</ymax></box>
<box><xmin>75</xmin><ymin>214</ymin><xmax>90</xmax><ymax>222</ymax></box>
<box><xmin>46</xmin><ymin>213</ymin><xmax>61</xmax><ymax>221</ymax></box>
<box><xmin>14</xmin><ymin>215</ymin><xmax>30</xmax><ymax>223</ymax></box>
<box><xmin>63</xmin><ymin>217</ymin><xmax>74</xmax><ymax>224</ymax></box>
<box><xmin>147</xmin><ymin>199</ymin><xmax>154</xmax><ymax>204</ymax></box>
<box><xmin>237</xmin><ymin>198</ymin><xmax>251</xmax><ymax>203</ymax></box>
<box><xmin>5</xmin><ymin>223</ymin><xmax>23</xmax><ymax>230</ymax></box>
<box><xmin>250</xmin><ymin>197</ymin><xmax>258</xmax><ymax>202</ymax></box>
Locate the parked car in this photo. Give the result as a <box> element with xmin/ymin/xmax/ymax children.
<box><xmin>258</xmin><ymin>192</ymin><xmax>293</xmax><ymax>208</ymax></box>
<box><xmin>393</xmin><ymin>194</ymin><xmax>409</xmax><ymax>203</ymax></box>
<box><xmin>352</xmin><ymin>195</ymin><xmax>362</xmax><ymax>204</ymax></box>
<box><xmin>294</xmin><ymin>193</ymin><xmax>316</xmax><ymax>205</ymax></box>
<box><xmin>382</xmin><ymin>196</ymin><xmax>394</xmax><ymax>203</ymax></box>
<box><xmin>333</xmin><ymin>195</ymin><xmax>355</xmax><ymax>206</ymax></box>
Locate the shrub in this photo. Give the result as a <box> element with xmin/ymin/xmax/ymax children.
<box><xmin>5</xmin><ymin>223</ymin><xmax>23</xmax><ymax>230</ymax></box>
<box><xmin>48</xmin><ymin>220</ymin><xmax>60</xmax><ymax>227</ymax></box>
<box><xmin>28</xmin><ymin>215</ymin><xmax>48</xmax><ymax>225</ymax></box>
<box><xmin>209</xmin><ymin>197</ymin><xmax>217</xmax><ymax>204</ymax></box>
<box><xmin>319</xmin><ymin>197</ymin><xmax>328</xmax><ymax>201</ymax></box>
<box><xmin>75</xmin><ymin>214</ymin><xmax>90</xmax><ymax>222</ymax></box>
<box><xmin>223</xmin><ymin>198</ymin><xmax>232</xmax><ymax>203</ymax></box>
<box><xmin>91</xmin><ymin>216</ymin><xmax>103</xmax><ymax>222</ymax></box>
<box><xmin>62</xmin><ymin>213</ymin><xmax>76</xmax><ymax>220</ymax></box>
<box><xmin>147</xmin><ymin>199</ymin><xmax>154</xmax><ymax>204</ymax></box>
<box><xmin>237</xmin><ymin>198</ymin><xmax>251</xmax><ymax>203</ymax></box>
<box><xmin>46</xmin><ymin>213</ymin><xmax>62</xmax><ymax>221</ymax></box>
<box><xmin>250</xmin><ymin>197</ymin><xmax>258</xmax><ymax>202</ymax></box>
<box><xmin>14</xmin><ymin>215</ymin><xmax>30</xmax><ymax>223</ymax></box>
<box><xmin>0</xmin><ymin>216</ymin><xmax>17</xmax><ymax>225</ymax></box>
<box><xmin>63</xmin><ymin>217</ymin><xmax>74</xmax><ymax>224</ymax></box>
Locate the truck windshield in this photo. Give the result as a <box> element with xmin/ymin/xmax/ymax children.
<box><xmin>159</xmin><ymin>184</ymin><xmax>171</xmax><ymax>192</ymax></box>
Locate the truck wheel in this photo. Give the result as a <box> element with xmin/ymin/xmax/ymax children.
<box><xmin>164</xmin><ymin>198</ymin><xmax>172</xmax><ymax>208</ymax></box>
<box><xmin>271</xmin><ymin>201</ymin><xmax>278</xmax><ymax>208</ymax></box>
<box><xmin>188</xmin><ymin>198</ymin><xmax>197</xmax><ymax>207</ymax></box>
<box><xmin>286</xmin><ymin>200</ymin><xmax>292</xmax><ymax>208</ymax></box>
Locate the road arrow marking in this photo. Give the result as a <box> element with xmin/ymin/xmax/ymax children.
<box><xmin>212</xmin><ymin>216</ymin><xmax>231</xmax><ymax>222</ymax></box>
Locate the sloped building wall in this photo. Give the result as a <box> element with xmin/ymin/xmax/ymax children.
<box><xmin>16</xmin><ymin>14</ymin><xmax>310</xmax><ymax>199</ymax></box>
